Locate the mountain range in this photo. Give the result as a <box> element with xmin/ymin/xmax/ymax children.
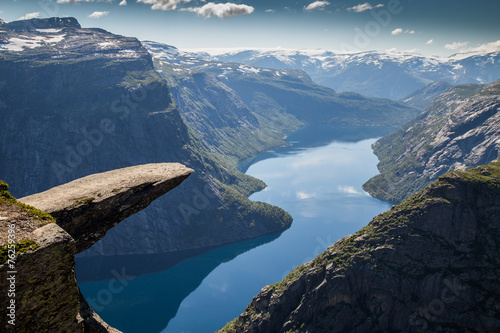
<box><xmin>187</xmin><ymin>47</ymin><xmax>500</xmax><ymax>100</ymax></box>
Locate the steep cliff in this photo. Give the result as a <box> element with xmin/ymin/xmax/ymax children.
<box><xmin>363</xmin><ymin>81</ymin><xmax>499</xmax><ymax>203</ymax></box>
<box><xmin>0</xmin><ymin>17</ymin><xmax>291</xmax><ymax>256</ymax></box>
<box><xmin>0</xmin><ymin>163</ymin><xmax>191</xmax><ymax>332</ymax></box>
<box><xmin>220</xmin><ymin>160</ymin><xmax>500</xmax><ymax>332</ymax></box>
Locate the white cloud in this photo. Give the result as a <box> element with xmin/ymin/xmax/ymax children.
<box><xmin>426</xmin><ymin>39</ymin><xmax>434</xmax><ymax>45</ymax></box>
<box><xmin>445</xmin><ymin>41</ymin><xmax>469</xmax><ymax>50</ymax></box>
<box><xmin>391</xmin><ymin>28</ymin><xmax>403</xmax><ymax>35</ymax></box>
<box><xmin>337</xmin><ymin>185</ymin><xmax>362</xmax><ymax>195</ymax></box>
<box><xmin>375</xmin><ymin>4</ymin><xmax>384</xmax><ymax>8</ymax></box>
<box><xmin>391</xmin><ymin>28</ymin><xmax>415</xmax><ymax>36</ymax></box>
<box><xmin>265</xmin><ymin>9</ymin><xmax>275</xmax><ymax>13</ymax></box>
<box><xmin>461</xmin><ymin>40</ymin><xmax>500</xmax><ymax>54</ymax></box>
<box><xmin>348</xmin><ymin>2</ymin><xmax>373</xmax><ymax>12</ymax></box>
<box><xmin>18</xmin><ymin>12</ymin><xmax>40</xmax><ymax>20</ymax></box>
<box><xmin>88</xmin><ymin>11</ymin><xmax>109</xmax><ymax>19</ymax></box>
<box><xmin>296</xmin><ymin>191</ymin><xmax>316</xmax><ymax>199</ymax></box>
<box><xmin>119</xmin><ymin>0</ymin><xmax>127</xmax><ymax>5</ymax></box>
<box><xmin>137</xmin><ymin>0</ymin><xmax>190</xmax><ymax>11</ymax></box>
<box><xmin>182</xmin><ymin>2</ymin><xmax>254</xmax><ymax>18</ymax></box>
<box><xmin>405</xmin><ymin>48</ymin><xmax>419</xmax><ymax>53</ymax></box>
<box><xmin>304</xmin><ymin>1</ymin><xmax>330</xmax><ymax>11</ymax></box>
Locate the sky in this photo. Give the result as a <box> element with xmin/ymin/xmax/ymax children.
<box><xmin>1</xmin><ymin>0</ymin><xmax>499</xmax><ymax>57</ymax></box>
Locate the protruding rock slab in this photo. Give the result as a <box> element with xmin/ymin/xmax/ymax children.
<box><xmin>20</xmin><ymin>163</ymin><xmax>193</xmax><ymax>253</ymax></box>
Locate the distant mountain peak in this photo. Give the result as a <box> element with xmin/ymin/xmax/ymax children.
<box><xmin>4</xmin><ymin>17</ymin><xmax>81</xmax><ymax>32</ymax></box>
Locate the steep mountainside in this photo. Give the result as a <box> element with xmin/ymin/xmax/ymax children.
<box><xmin>0</xmin><ymin>17</ymin><xmax>291</xmax><ymax>256</ymax></box>
<box><xmin>145</xmin><ymin>41</ymin><xmax>300</xmax><ymax>165</ymax></box>
<box><xmin>189</xmin><ymin>48</ymin><xmax>500</xmax><ymax>100</ymax></box>
<box><xmin>220</xmin><ymin>161</ymin><xmax>500</xmax><ymax>332</ymax></box>
<box><xmin>145</xmin><ymin>42</ymin><xmax>420</xmax><ymax>128</ymax></box>
<box><xmin>363</xmin><ymin>81</ymin><xmax>498</xmax><ymax>203</ymax></box>
<box><xmin>401</xmin><ymin>81</ymin><xmax>453</xmax><ymax>110</ymax></box>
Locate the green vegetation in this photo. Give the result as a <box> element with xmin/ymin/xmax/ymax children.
<box><xmin>452</xmin><ymin>160</ymin><xmax>500</xmax><ymax>187</ymax></box>
<box><xmin>0</xmin><ymin>180</ymin><xmax>55</xmax><ymax>223</ymax></box>
<box><xmin>480</xmin><ymin>80</ymin><xmax>500</xmax><ymax>96</ymax></box>
<box><xmin>0</xmin><ymin>239</ymin><xmax>40</xmax><ymax>263</ymax></box>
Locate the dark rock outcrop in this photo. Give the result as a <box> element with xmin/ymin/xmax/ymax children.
<box><xmin>19</xmin><ymin>163</ymin><xmax>193</xmax><ymax>252</ymax></box>
<box><xmin>1</xmin><ymin>163</ymin><xmax>192</xmax><ymax>332</ymax></box>
<box><xmin>363</xmin><ymin>80</ymin><xmax>499</xmax><ymax>203</ymax></box>
<box><xmin>4</xmin><ymin>17</ymin><xmax>81</xmax><ymax>31</ymax></box>
<box><xmin>220</xmin><ymin>161</ymin><xmax>500</xmax><ymax>332</ymax></box>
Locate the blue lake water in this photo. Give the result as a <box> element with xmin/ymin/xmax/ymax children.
<box><xmin>76</xmin><ymin>125</ymin><xmax>393</xmax><ymax>333</ymax></box>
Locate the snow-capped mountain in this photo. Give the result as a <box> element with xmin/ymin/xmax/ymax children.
<box><xmin>184</xmin><ymin>47</ymin><xmax>500</xmax><ymax>100</ymax></box>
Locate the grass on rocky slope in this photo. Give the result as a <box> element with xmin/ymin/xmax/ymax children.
<box><xmin>0</xmin><ymin>181</ymin><xmax>52</xmax><ymax>263</ymax></box>
<box><xmin>0</xmin><ymin>181</ymin><xmax>55</xmax><ymax>223</ymax></box>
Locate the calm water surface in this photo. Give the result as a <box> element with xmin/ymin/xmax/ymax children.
<box><xmin>76</xmin><ymin>125</ymin><xmax>393</xmax><ymax>333</ymax></box>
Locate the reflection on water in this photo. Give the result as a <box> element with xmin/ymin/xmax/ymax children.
<box><xmin>76</xmin><ymin>234</ymin><xmax>280</xmax><ymax>333</ymax></box>
<box><xmin>76</xmin><ymin>125</ymin><xmax>393</xmax><ymax>333</ymax></box>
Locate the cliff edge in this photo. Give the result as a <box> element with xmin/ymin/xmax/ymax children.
<box><xmin>0</xmin><ymin>163</ymin><xmax>192</xmax><ymax>332</ymax></box>
<box><xmin>220</xmin><ymin>160</ymin><xmax>500</xmax><ymax>332</ymax></box>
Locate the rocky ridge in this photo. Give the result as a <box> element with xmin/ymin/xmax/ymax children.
<box><xmin>0</xmin><ymin>163</ymin><xmax>192</xmax><ymax>332</ymax></box>
<box><xmin>220</xmin><ymin>160</ymin><xmax>500</xmax><ymax>332</ymax></box>
<box><xmin>363</xmin><ymin>80</ymin><xmax>499</xmax><ymax>203</ymax></box>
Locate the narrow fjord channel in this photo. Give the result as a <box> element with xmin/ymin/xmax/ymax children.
<box><xmin>76</xmin><ymin>125</ymin><xmax>394</xmax><ymax>333</ymax></box>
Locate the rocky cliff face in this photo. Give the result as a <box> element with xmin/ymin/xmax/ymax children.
<box><xmin>0</xmin><ymin>163</ymin><xmax>191</xmax><ymax>332</ymax></box>
<box><xmin>0</xmin><ymin>17</ymin><xmax>291</xmax><ymax>256</ymax></box>
<box><xmin>220</xmin><ymin>161</ymin><xmax>500</xmax><ymax>332</ymax></box>
<box><xmin>363</xmin><ymin>81</ymin><xmax>499</xmax><ymax>203</ymax></box>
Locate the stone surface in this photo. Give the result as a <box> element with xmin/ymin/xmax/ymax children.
<box><xmin>219</xmin><ymin>161</ymin><xmax>500</xmax><ymax>332</ymax></box>
<box><xmin>20</xmin><ymin>163</ymin><xmax>193</xmax><ymax>252</ymax></box>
